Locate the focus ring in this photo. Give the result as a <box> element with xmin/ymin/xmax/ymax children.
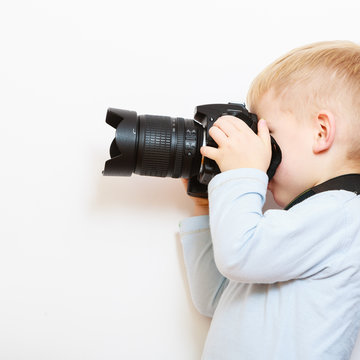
<box><xmin>137</xmin><ymin>115</ymin><xmax>172</xmax><ymax>177</ymax></box>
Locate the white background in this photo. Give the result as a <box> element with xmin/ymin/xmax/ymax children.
<box><xmin>1</xmin><ymin>0</ymin><xmax>360</xmax><ymax>359</ymax></box>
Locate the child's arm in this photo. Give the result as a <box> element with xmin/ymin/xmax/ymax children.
<box><xmin>179</xmin><ymin>180</ymin><xmax>229</xmax><ymax>317</ymax></box>
<box><xmin>180</xmin><ymin>216</ymin><xmax>229</xmax><ymax>317</ymax></box>
<box><xmin>208</xmin><ymin>168</ymin><xmax>352</xmax><ymax>284</ymax></box>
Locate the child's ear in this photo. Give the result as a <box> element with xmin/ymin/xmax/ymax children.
<box><xmin>312</xmin><ymin>111</ymin><xmax>336</xmax><ymax>154</ymax></box>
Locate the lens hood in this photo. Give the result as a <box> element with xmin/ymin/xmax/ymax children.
<box><xmin>103</xmin><ymin>108</ymin><xmax>139</xmax><ymax>176</ymax></box>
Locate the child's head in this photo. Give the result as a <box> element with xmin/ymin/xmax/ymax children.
<box><xmin>246</xmin><ymin>40</ymin><xmax>360</xmax><ymax>207</ymax></box>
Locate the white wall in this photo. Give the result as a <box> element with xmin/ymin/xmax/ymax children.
<box><xmin>1</xmin><ymin>0</ymin><xmax>360</xmax><ymax>359</ymax></box>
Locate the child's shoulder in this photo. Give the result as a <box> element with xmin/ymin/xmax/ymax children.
<box><xmin>296</xmin><ymin>189</ymin><xmax>358</xmax><ymax>211</ymax></box>
<box><xmin>290</xmin><ymin>190</ymin><xmax>360</xmax><ymax>229</ymax></box>
<box><xmin>266</xmin><ymin>190</ymin><xmax>359</xmax><ymax>220</ymax></box>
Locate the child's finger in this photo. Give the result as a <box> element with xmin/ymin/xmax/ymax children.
<box><xmin>209</xmin><ymin>126</ymin><xmax>227</xmax><ymax>146</ymax></box>
<box><xmin>200</xmin><ymin>145</ymin><xmax>219</xmax><ymax>161</ymax></box>
<box><xmin>214</xmin><ymin>116</ymin><xmax>239</xmax><ymax>137</ymax></box>
<box><xmin>257</xmin><ymin>119</ymin><xmax>271</xmax><ymax>147</ymax></box>
<box><xmin>226</xmin><ymin>115</ymin><xmax>252</xmax><ymax>133</ymax></box>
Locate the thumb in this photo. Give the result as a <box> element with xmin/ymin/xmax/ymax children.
<box><xmin>257</xmin><ymin>119</ymin><xmax>271</xmax><ymax>146</ymax></box>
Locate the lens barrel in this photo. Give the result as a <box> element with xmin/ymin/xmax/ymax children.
<box><xmin>103</xmin><ymin>109</ymin><xmax>204</xmax><ymax>179</ymax></box>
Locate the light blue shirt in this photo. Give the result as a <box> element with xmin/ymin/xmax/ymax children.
<box><xmin>180</xmin><ymin>168</ymin><xmax>360</xmax><ymax>360</ymax></box>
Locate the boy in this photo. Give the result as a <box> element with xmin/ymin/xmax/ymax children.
<box><xmin>179</xmin><ymin>41</ymin><xmax>360</xmax><ymax>359</ymax></box>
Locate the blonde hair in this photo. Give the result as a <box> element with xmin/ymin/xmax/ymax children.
<box><xmin>246</xmin><ymin>40</ymin><xmax>360</xmax><ymax>159</ymax></box>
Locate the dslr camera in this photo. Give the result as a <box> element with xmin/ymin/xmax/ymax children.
<box><xmin>102</xmin><ymin>103</ymin><xmax>282</xmax><ymax>198</ymax></box>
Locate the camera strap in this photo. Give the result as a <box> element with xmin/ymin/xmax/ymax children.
<box><xmin>284</xmin><ymin>174</ymin><xmax>360</xmax><ymax>210</ymax></box>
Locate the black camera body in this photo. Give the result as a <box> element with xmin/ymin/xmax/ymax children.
<box><xmin>103</xmin><ymin>103</ymin><xmax>282</xmax><ymax>198</ymax></box>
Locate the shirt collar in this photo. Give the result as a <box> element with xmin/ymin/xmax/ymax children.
<box><xmin>284</xmin><ymin>174</ymin><xmax>360</xmax><ymax>210</ymax></box>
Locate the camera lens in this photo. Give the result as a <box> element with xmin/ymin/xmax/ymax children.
<box><xmin>103</xmin><ymin>109</ymin><xmax>204</xmax><ymax>179</ymax></box>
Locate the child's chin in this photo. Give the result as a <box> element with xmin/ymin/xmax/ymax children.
<box><xmin>269</xmin><ymin>189</ymin><xmax>286</xmax><ymax>208</ymax></box>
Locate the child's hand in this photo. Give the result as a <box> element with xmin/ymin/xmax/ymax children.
<box><xmin>200</xmin><ymin>115</ymin><xmax>272</xmax><ymax>173</ymax></box>
<box><xmin>181</xmin><ymin>179</ymin><xmax>209</xmax><ymax>216</ymax></box>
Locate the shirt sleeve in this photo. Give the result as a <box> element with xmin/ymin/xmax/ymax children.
<box><xmin>179</xmin><ymin>215</ymin><xmax>229</xmax><ymax>318</ymax></box>
<box><xmin>208</xmin><ymin>168</ymin><xmax>350</xmax><ymax>284</ymax></box>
